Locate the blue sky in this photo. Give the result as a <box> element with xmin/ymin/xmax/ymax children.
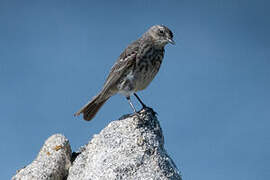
<box><xmin>1</xmin><ymin>0</ymin><xmax>270</xmax><ymax>179</ymax></box>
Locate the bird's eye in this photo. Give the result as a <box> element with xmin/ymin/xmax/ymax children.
<box><xmin>159</xmin><ymin>29</ymin><xmax>164</xmax><ymax>34</ymax></box>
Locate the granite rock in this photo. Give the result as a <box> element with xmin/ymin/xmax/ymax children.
<box><xmin>12</xmin><ymin>134</ymin><xmax>72</xmax><ymax>180</ymax></box>
<box><xmin>13</xmin><ymin>108</ymin><xmax>181</xmax><ymax>180</ymax></box>
<box><xmin>68</xmin><ymin>108</ymin><xmax>181</xmax><ymax>180</ymax></box>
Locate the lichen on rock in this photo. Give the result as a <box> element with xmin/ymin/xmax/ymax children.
<box><xmin>12</xmin><ymin>134</ymin><xmax>72</xmax><ymax>180</ymax></box>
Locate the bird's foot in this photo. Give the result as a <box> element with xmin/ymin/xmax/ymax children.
<box><xmin>139</xmin><ymin>106</ymin><xmax>158</xmax><ymax>116</ymax></box>
<box><xmin>133</xmin><ymin>112</ymin><xmax>142</xmax><ymax>119</ymax></box>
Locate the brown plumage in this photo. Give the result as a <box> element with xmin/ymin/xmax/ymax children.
<box><xmin>75</xmin><ymin>25</ymin><xmax>174</xmax><ymax>121</ymax></box>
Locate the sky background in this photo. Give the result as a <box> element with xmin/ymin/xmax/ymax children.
<box><xmin>1</xmin><ymin>0</ymin><xmax>270</xmax><ymax>179</ymax></box>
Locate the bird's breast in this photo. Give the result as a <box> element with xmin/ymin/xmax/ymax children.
<box><xmin>116</xmin><ymin>47</ymin><xmax>164</xmax><ymax>94</ymax></box>
<box><xmin>134</xmin><ymin>51</ymin><xmax>164</xmax><ymax>91</ymax></box>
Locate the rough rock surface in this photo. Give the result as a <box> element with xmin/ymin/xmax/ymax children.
<box><xmin>13</xmin><ymin>108</ymin><xmax>181</xmax><ymax>180</ymax></box>
<box><xmin>68</xmin><ymin>108</ymin><xmax>181</xmax><ymax>180</ymax></box>
<box><xmin>12</xmin><ymin>134</ymin><xmax>72</xmax><ymax>180</ymax></box>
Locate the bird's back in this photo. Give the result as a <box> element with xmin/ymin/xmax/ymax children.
<box><xmin>101</xmin><ymin>39</ymin><xmax>141</xmax><ymax>96</ymax></box>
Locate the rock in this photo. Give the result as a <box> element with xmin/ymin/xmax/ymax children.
<box><xmin>12</xmin><ymin>134</ymin><xmax>72</xmax><ymax>180</ymax></box>
<box><xmin>13</xmin><ymin>108</ymin><xmax>181</xmax><ymax>180</ymax></box>
<box><xmin>68</xmin><ymin>108</ymin><xmax>181</xmax><ymax>180</ymax></box>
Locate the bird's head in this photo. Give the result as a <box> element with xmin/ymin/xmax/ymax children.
<box><xmin>146</xmin><ymin>25</ymin><xmax>175</xmax><ymax>47</ymax></box>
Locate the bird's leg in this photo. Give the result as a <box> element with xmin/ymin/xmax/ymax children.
<box><xmin>134</xmin><ymin>93</ymin><xmax>147</xmax><ymax>108</ymax></box>
<box><xmin>134</xmin><ymin>93</ymin><xmax>156</xmax><ymax>115</ymax></box>
<box><xmin>126</xmin><ymin>96</ymin><xmax>137</xmax><ymax>114</ymax></box>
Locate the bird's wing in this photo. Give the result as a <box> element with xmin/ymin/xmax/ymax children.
<box><xmin>101</xmin><ymin>39</ymin><xmax>140</xmax><ymax>94</ymax></box>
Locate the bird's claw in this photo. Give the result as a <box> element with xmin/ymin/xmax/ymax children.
<box><xmin>133</xmin><ymin>112</ymin><xmax>141</xmax><ymax>119</ymax></box>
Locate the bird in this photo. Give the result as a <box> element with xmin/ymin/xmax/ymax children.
<box><xmin>74</xmin><ymin>25</ymin><xmax>174</xmax><ymax>121</ymax></box>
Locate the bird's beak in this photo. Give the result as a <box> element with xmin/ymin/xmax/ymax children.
<box><xmin>168</xmin><ymin>38</ymin><xmax>175</xmax><ymax>45</ymax></box>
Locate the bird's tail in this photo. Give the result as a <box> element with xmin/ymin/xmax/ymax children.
<box><xmin>74</xmin><ymin>92</ymin><xmax>110</xmax><ymax>121</ymax></box>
